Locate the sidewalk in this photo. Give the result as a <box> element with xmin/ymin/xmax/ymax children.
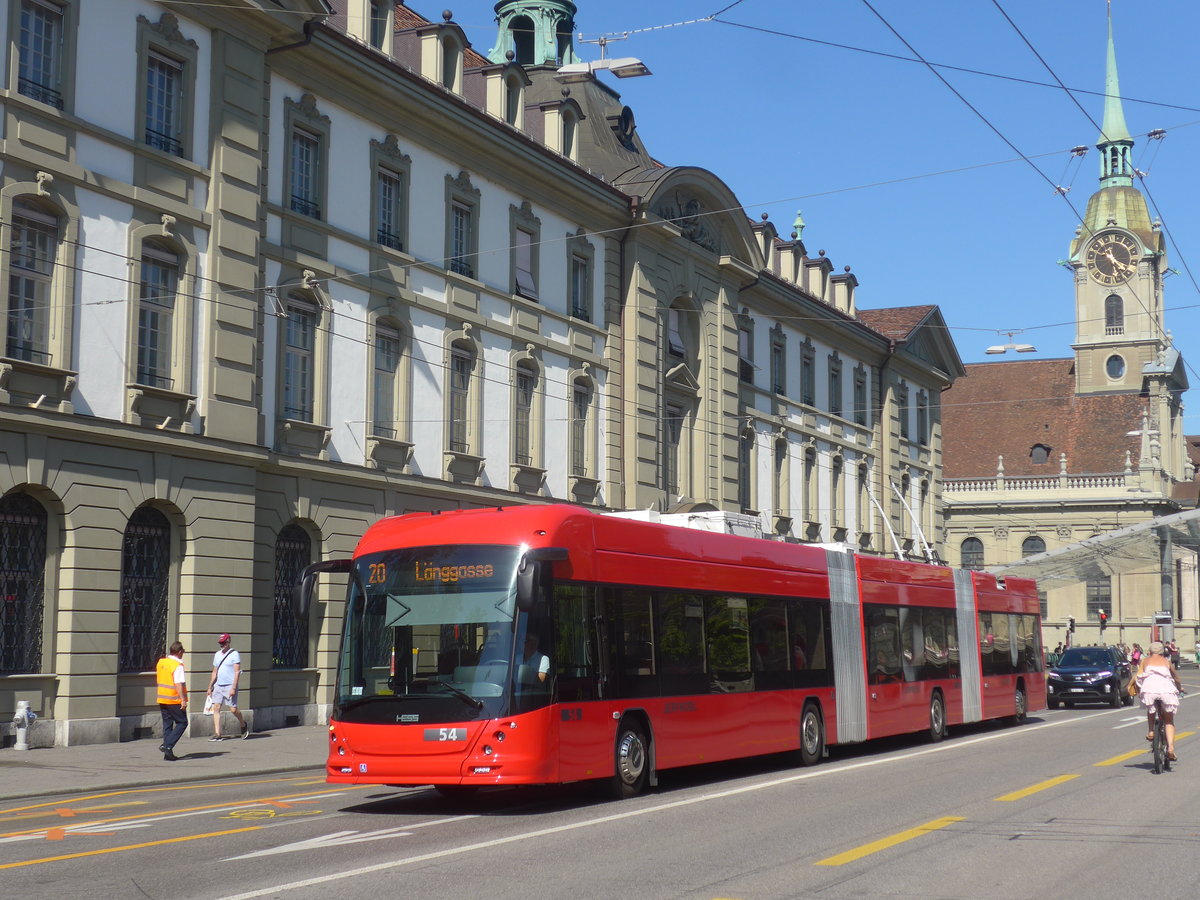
<box><xmin>0</xmin><ymin>724</ymin><xmax>328</xmax><ymax>803</ymax></box>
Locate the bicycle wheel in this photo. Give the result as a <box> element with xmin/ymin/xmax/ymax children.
<box><xmin>1152</xmin><ymin>715</ymin><xmax>1166</xmax><ymax>774</ymax></box>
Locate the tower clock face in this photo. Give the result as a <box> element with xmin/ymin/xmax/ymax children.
<box><xmin>1085</xmin><ymin>232</ymin><xmax>1138</xmax><ymax>285</ymax></box>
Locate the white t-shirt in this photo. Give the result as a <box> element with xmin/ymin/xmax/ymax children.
<box><xmin>212</xmin><ymin>648</ymin><xmax>241</xmax><ymax>686</ymax></box>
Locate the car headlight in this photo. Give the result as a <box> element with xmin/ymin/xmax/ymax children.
<box><xmin>1094</xmin><ymin>670</ymin><xmax>1113</xmax><ymax>679</ymax></box>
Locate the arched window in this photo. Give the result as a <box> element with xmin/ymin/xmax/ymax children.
<box><xmin>1022</xmin><ymin>535</ymin><xmax>1046</xmax><ymax>557</ymax></box>
<box><xmin>136</xmin><ymin>240</ymin><xmax>181</xmax><ymax>388</ymax></box>
<box><xmin>570</xmin><ymin>376</ymin><xmax>593</xmax><ymax>478</ymax></box>
<box><xmin>372</xmin><ymin>320</ymin><xmax>402</xmax><ymax>438</ymax></box>
<box><xmin>273</xmin><ymin>524</ymin><xmax>311</xmax><ymax>669</ymax></box>
<box><xmin>119</xmin><ymin>506</ymin><xmax>172</xmax><ymax>673</ymax></box>
<box><xmin>512</xmin><ymin>359</ymin><xmax>538</xmax><ymax>466</ymax></box>
<box><xmin>961</xmin><ymin>537</ymin><xmax>984</xmax><ymax>570</ymax></box>
<box><xmin>7</xmin><ymin>201</ymin><xmax>59</xmax><ymax>363</ymax></box>
<box><xmin>1030</xmin><ymin>444</ymin><xmax>1051</xmax><ymax>465</ymax></box>
<box><xmin>1105</xmin><ymin>294</ymin><xmax>1123</xmax><ymax>334</ymax></box>
<box><xmin>0</xmin><ymin>492</ymin><xmax>47</xmax><ymax>674</ymax></box>
<box><xmin>509</xmin><ymin>15</ymin><xmax>535</xmax><ymax>65</ymax></box>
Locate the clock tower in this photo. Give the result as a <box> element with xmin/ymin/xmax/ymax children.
<box><xmin>1069</xmin><ymin>5</ymin><xmax>1171</xmax><ymax>397</ymax></box>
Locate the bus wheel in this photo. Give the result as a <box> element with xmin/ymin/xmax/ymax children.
<box><xmin>798</xmin><ymin>702</ymin><xmax>824</xmax><ymax>767</ymax></box>
<box><xmin>1013</xmin><ymin>686</ymin><xmax>1028</xmax><ymax>724</ymax></box>
<box><xmin>929</xmin><ymin>693</ymin><xmax>947</xmax><ymax>742</ymax></box>
<box><xmin>612</xmin><ymin>721</ymin><xmax>649</xmax><ymax>798</ymax></box>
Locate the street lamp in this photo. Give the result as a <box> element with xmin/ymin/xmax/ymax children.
<box><xmin>556</xmin><ymin>33</ymin><xmax>651</xmax><ymax>83</ymax></box>
<box><xmin>985</xmin><ymin>330</ymin><xmax>1037</xmax><ymax>355</ymax></box>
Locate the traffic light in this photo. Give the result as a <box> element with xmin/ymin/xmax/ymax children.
<box><xmin>1068</xmin><ymin>616</ymin><xmax>1076</xmax><ymax>633</ymax></box>
<box><xmin>1099</xmin><ymin>610</ymin><xmax>1108</xmax><ymax>632</ymax></box>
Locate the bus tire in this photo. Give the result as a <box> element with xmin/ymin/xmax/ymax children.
<box><xmin>929</xmin><ymin>692</ymin><xmax>947</xmax><ymax>742</ymax></box>
<box><xmin>612</xmin><ymin>721</ymin><xmax>649</xmax><ymax>799</ymax></box>
<box><xmin>798</xmin><ymin>702</ymin><xmax>824</xmax><ymax>767</ymax></box>
<box><xmin>1012</xmin><ymin>685</ymin><xmax>1028</xmax><ymax>724</ymax></box>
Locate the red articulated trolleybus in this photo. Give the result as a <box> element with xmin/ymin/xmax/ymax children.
<box><xmin>297</xmin><ymin>504</ymin><xmax>1044</xmax><ymax>798</ymax></box>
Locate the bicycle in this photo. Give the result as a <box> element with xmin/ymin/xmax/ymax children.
<box><xmin>1151</xmin><ymin>697</ymin><xmax>1171</xmax><ymax>774</ymax></box>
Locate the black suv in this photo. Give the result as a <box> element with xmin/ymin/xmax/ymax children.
<box><xmin>1047</xmin><ymin>645</ymin><xmax>1134</xmax><ymax>708</ymax></box>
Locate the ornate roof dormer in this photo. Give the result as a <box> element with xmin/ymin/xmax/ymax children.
<box><xmin>487</xmin><ymin>1</ymin><xmax>578</xmax><ymax>67</ymax></box>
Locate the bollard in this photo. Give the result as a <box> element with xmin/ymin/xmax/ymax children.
<box><xmin>12</xmin><ymin>700</ymin><xmax>36</xmax><ymax>751</ymax></box>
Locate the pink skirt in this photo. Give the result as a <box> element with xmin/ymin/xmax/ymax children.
<box><xmin>1141</xmin><ymin>691</ymin><xmax>1179</xmax><ymax>714</ymax></box>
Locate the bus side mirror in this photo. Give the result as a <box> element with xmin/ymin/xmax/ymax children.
<box><xmin>515</xmin><ymin>547</ymin><xmax>569</xmax><ymax>612</ymax></box>
<box><xmin>294</xmin><ymin>558</ymin><xmax>353</xmax><ymax>621</ymax></box>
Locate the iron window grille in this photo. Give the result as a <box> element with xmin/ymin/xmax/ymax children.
<box><xmin>0</xmin><ymin>493</ymin><xmax>47</xmax><ymax>675</ymax></box>
<box><xmin>118</xmin><ymin>507</ymin><xmax>171</xmax><ymax>673</ymax></box>
<box><xmin>272</xmin><ymin>525</ymin><xmax>311</xmax><ymax>668</ymax></box>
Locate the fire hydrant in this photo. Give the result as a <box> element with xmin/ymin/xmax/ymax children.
<box><xmin>12</xmin><ymin>700</ymin><xmax>36</xmax><ymax>751</ymax></box>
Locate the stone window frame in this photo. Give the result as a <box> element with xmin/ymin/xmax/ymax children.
<box><xmin>802</xmin><ymin>442</ymin><xmax>818</xmax><ymax>527</ymax></box>
<box><xmin>769</xmin><ymin>323</ymin><xmax>786</xmax><ymax>395</ymax></box>
<box><xmin>856</xmin><ymin>460</ymin><xmax>872</xmax><ymax>544</ymax></box>
<box><xmin>736</xmin><ymin>308</ymin><xmax>754</xmax><ymax>384</ymax></box>
<box><xmin>445</xmin><ymin>323</ymin><xmax>482</xmax><ymax>457</ymax></box>
<box><xmin>0</xmin><ymin>177</ymin><xmax>78</xmax><ymax>389</ymax></box>
<box><xmin>961</xmin><ymin>536</ymin><xmax>984</xmax><ymax>570</ymax></box>
<box><xmin>10</xmin><ymin>0</ymin><xmax>80</xmax><ymax>113</ymax></box>
<box><xmin>275</xmin><ymin>276</ymin><xmax>331</xmax><ymax>430</ymax></box>
<box><xmin>916</xmin><ymin>389</ymin><xmax>930</xmax><ymax>446</ymax></box>
<box><xmin>897</xmin><ymin>379</ymin><xmax>911</xmax><ymax>441</ymax></box>
<box><xmin>117</xmin><ymin>503</ymin><xmax>178</xmax><ymax>674</ymax></box>
<box><xmin>0</xmin><ymin>489</ymin><xmax>53</xmax><ymax>675</ymax></box>
<box><xmin>771</xmin><ymin>433</ymin><xmax>790</xmax><ymax>519</ymax></box>
<box><xmin>828</xmin><ymin>351</ymin><xmax>843</xmax><ymax>417</ymax></box>
<box><xmin>368</xmin><ymin>0</ymin><xmax>393</xmax><ymax>52</ymax></box>
<box><xmin>737</xmin><ymin>421</ymin><xmax>756</xmax><ymax>513</ymax></box>
<box><xmin>367</xmin><ymin>300</ymin><xmax>411</xmax><ymax>441</ymax></box>
<box><xmin>504</xmin><ymin>70</ymin><xmax>525</xmax><ymax>128</ymax></box>
<box><xmin>566</xmin><ymin>229</ymin><xmax>594</xmax><ymax>322</ymax></box>
<box><xmin>126</xmin><ymin>216</ymin><xmax>196</xmax><ymax>396</ymax></box>
<box><xmin>370</xmin><ymin>136</ymin><xmax>411</xmax><ymax>254</ymax></box>
<box><xmin>1104</xmin><ymin>294</ymin><xmax>1124</xmax><ymax>335</ymax></box>
<box><xmin>509</xmin><ymin>200</ymin><xmax>541</xmax><ymax>301</ymax></box>
<box><xmin>510</xmin><ymin>344</ymin><xmax>543</xmax><ymax>469</ymax></box>
<box><xmin>799</xmin><ymin>337</ymin><xmax>815</xmax><ymax>406</ymax></box>
<box><xmin>569</xmin><ymin>366</ymin><xmax>597</xmax><ymax>481</ymax></box>
<box><xmin>444</xmin><ymin>171</ymin><xmax>481</xmax><ymax>280</ymax></box>
<box><xmin>830</xmin><ymin>453</ymin><xmax>844</xmax><ymax>528</ymax></box>
<box><xmin>134</xmin><ymin>13</ymin><xmax>199</xmax><ymax>160</ymax></box>
<box><xmin>283</xmin><ymin>94</ymin><xmax>331</xmax><ymax>221</ymax></box>
<box><xmin>853</xmin><ymin>362</ymin><xmax>869</xmax><ymax>427</ymax></box>
<box><xmin>560</xmin><ymin>105</ymin><xmax>579</xmax><ymax>162</ymax></box>
<box><xmin>440</xmin><ymin>30</ymin><xmax>464</xmax><ymax>92</ymax></box>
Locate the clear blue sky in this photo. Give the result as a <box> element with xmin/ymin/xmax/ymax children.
<box><xmin>456</xmin><ymin>0</ymin><xmax>1200</xmax><ymax>429</ymax></box>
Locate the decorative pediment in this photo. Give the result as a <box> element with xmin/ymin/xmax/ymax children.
<box><xmin>664</xmin><ymin>361</ymin><xmax>700</xmax><ymax>393</ymax></box>
<box><xmin>652</xmin><ymin>191</ymin><xmax>721</xmax><ymax>254</ymax></box>
<box><xmin>371</xmin><ymin>135</ymin><xmax>411</xmax><ymax>166</ymax></box>
<box><xmin>138</xmin><ymin>13</ymin><xmax>198</xmax><ymax>51</ymax></box>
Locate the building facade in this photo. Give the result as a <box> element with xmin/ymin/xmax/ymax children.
<box><xmin>942</xmin><ymin>12</ymin><xmax>1196</xmax><ymax>652</ymax></box>
<box><xmin>1</xmin><ymin>0</ymin><xmax>959</xmax><ymax>747</ymax></box>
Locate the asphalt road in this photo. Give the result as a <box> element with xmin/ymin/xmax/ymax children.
<box><xmin>4</xmin><ymin>683</ymin><xmax>1199</xmax><ymax>900</ymax></box>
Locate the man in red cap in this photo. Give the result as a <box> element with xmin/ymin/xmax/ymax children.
<box><xmin>206</xmin><ymin>633</ymin><xmax>249</xmax><ymax>740</ymax></box>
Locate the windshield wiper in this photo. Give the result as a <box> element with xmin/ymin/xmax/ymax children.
<box><xmin>429</xmin><ymin>681</ymin><xmax>484</xmax><ymax>710</ymax></box>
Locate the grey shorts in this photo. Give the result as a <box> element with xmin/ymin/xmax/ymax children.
<box><xmin>211</xmin><ymin>685</ymin><xmax>238</xmax><ymax>707</ymax></box>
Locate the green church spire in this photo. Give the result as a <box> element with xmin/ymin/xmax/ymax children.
<box><xmin>1097</xmin><ymin>0</ymin><xmax>1133</xmax><ymax>187</ymax></box>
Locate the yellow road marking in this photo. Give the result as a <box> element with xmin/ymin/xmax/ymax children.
<box><xmin>994</xmin><ymin>774</ymin><xmax>1078</xmax><ymax>801</ymax></box>
<box><xmin>0</xmin><ymin>827</ymin><xmax>260</xmax><ymax>870</ymax></box>
<box><xmin>0</xmin><ymin>786</ymin><xmax>365</xmax><ymax>839</ymax></box>
<box><xmin>1095</xmin><ymin>749</ymin><xmax>1145</xmax><ymax>767</ymax></box>
<box><xmin>815</xmin><ymin>817</ymin><xmax>964</xmax><ymax>866</ymax></box>
<box><xmin>0</xmin><ymin>776</ymin><xmax>319</xmax><ymax>815</ymax></box>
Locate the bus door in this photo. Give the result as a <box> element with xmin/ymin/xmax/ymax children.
<box><xmin>864</xmin><ymin>606</ymin><xmax>924</xmax><ymax>737</ymax></box>
<box><xmin>552</xmin><ymin>584</ymin><xmax>609</xmax><ymax>778</ymax></box>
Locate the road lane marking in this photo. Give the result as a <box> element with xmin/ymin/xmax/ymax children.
<box><xmin>814</xmin><ymin>817</ymin><xmax>964</xmax><ymax>867</ymax></box>
<box><xmin>0</xmin><ymin>789</ymin><xmax>358</xmax><ymax>841</ymax></box>
<box><xmin>223</xmin><ymin>815</ymin><xmax>477</xmax><ymax>860</ymax></box>
<box><xmin>0</xmin><ymin>776</ymin><xmax>324</xmax><ymax>815</ymax></box>
<box><xmin>994</xmin><ymin>774</ymin><xmax>1078</xmax><ymax>801</ymax></box>
<box><xmin>0</xmin><ymin>827</ymin><xmax>261</xmax><ymax>870</ymax></box>
<box><xmin>1095</xmin><ymin>749</ymin><xmax>1145</xmax><ymax>766</ymax></box>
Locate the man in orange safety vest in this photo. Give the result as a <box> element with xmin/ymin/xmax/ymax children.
<box><xmin>156</xmin><ymin>641</ymin><xmax>189</xmax><ymax>761</ymax></box>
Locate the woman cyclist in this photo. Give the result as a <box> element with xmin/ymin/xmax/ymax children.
<box><xmin>1136</xmin><ymin>641</ymin><xmax>1182</xmax><ymax>761</ymax></box>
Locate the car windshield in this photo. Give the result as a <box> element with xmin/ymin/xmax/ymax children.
<box><xmin>1058</xmin><ymin>649</ymin><xmax>1111</xmax><ymax>668</ymax></box>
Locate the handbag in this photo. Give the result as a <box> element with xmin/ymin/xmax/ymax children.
<box><xmin>203</xmin><ymin>694</ymin><xmax>214</xmax><ymax>715</ymax></box>
<box><xmin>1127</xmin><ymin>675</ymin><xmax>1139</xmax><ymax>698</ymax></box>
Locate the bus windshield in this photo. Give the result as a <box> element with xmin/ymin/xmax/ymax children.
<box><xmin>335</xmin><ymin>544</ymin><xmax>530</xmax><ymax>724</ymax></box>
